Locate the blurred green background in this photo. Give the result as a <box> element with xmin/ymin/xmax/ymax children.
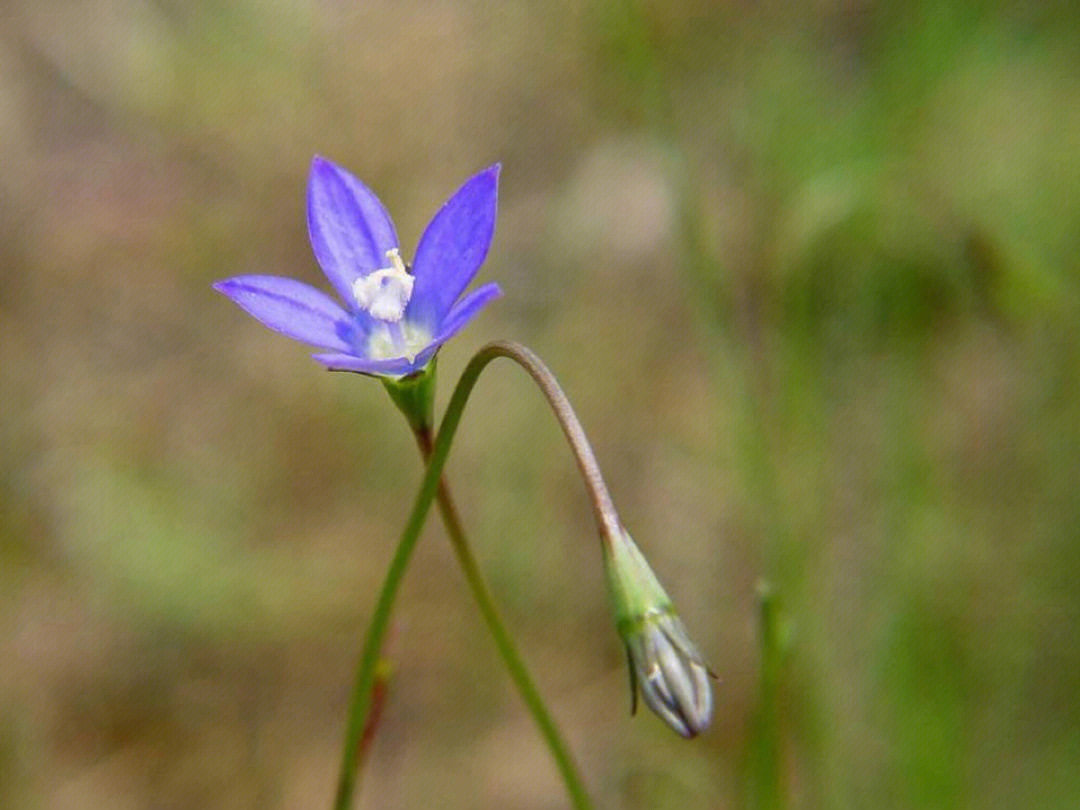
<box><xmin>3</xmin><ymin>1</ymin><xmax>1080</xmax><ymax>808</ymax></box>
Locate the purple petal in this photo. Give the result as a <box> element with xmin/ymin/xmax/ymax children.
<box><xmin>214</xmin><ymin>275</ymin><xmax>357</xmax><ymax>352</ymax></box>
<box><xmin>408</xmin><ymin>164</ymin><xmax>500</xmax><ymax>328</ymax></box>
<box><xmin>432</xmin><ymin>282</ymin><xmax>502</xmax><ymax>343</ymax></box>
<box><xmin>311</xmin><ymin>352</ymin><xmax>418</xmax><ymax>377</ymax></box>
<box><xmin>307</xmin><ymin>156</ymin><xmax>399</xmax><ymax>304</ymax></box>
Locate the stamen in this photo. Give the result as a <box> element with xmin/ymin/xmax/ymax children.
<box><xmin>352</xmin><ymin>248</ymin><xmax>414</xmax><ymax>322</ymax></box>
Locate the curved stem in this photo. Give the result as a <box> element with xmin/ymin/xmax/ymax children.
<box><xmin>472</xmin><ymin>342</ymin><xmax>623</xmax><ymax>542</ymax></box>
<box><xmin>333</xmin><ymin>341</ymin><xmax>622</xmax><ymax>810</ymax></box>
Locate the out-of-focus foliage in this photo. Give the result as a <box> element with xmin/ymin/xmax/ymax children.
<box><xmin>3</xmin><ymin>1</ymin><xmax>1079</xmax><ymax>808</ymax></box>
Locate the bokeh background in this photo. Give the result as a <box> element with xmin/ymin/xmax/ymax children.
<box><xmin>3</xmin><ymin>1</ymin><xmax>1080</xmax><ymax>808</ymax></box>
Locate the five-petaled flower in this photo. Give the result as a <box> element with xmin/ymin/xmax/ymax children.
<box><xmin>214</xmin><ymin>156</ymin><xmax>501</xmax><ymax>377</ymax></box>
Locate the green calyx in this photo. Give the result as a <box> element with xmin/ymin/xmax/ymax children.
<box><xmin>382</xmin><ymin>358</ymin><xmax>437</xmax><ymax>432</ymax></box>
<box><xmin>603</xmin><ymin>528</ymin><xmax>674</xmax><ymax>639</ymax></box>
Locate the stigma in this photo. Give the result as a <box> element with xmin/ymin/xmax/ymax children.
<box><xmin>353</xmin><ymin>248</ymin><xmax>414</xmax><ymax>322</ymax></box>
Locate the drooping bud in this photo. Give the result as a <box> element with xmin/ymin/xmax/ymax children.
<box><xmin>603</xmin><ymin>528</ymin><xmax>713</xmax><ymax>738</ymax></box>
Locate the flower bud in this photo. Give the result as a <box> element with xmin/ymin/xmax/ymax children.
<box><xmin>603</xmin><ymin>528</ymin><xmax>713</xmax><ymax>738</ymax></box>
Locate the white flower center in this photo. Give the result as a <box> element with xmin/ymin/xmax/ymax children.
<box><xmin>352</xmin><ymin>248</ymin><xmax>414</xmax><ymax>322</ymax></box>
<box><xmin>366</xmin><ymin>320</ymin><xmax>432</xmax><ymax>363</ymax></box>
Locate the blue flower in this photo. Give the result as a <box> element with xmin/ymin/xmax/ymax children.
<box><xmin>215</xmin><ymin>156</ymin><xmax>501</xmax><ymax>377</ymax></box>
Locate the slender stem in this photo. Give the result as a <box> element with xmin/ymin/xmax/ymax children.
<box><xmin>414</xmin><ymin>427</ymin><xmax>593</xmax><ymax>810</ymax></box>
<box><xmin>749</xmin><ymin>580</ymin><xmax>785</xmax><ymax>810</ymax></box>
<box><xmin>332</xmin><ymin>482</ymin><xmax>437</xmax><ymax>810</ymax></box>
<box><xmin>333</xmin><ymin>341</ymin><xmax>620</xmax><ymax>810</ymax></box>
<box><xmin>357</xmin><ymin>662</ymin><xmax>391</xmax><ymax>771</ymax></box>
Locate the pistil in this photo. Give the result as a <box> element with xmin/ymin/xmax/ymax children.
<box><xmin>385</xmin><ymin>320</ymin><xmax>407</xmax><ymax>354</ymax></box>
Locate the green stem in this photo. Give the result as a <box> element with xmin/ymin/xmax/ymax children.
<box><xmin>334</xmin><ymin>342</ymin><xmax>606</xmax><ymax>810</ymax></box>
<box><xmin>749</xmin><ymin>580</ymin><xmax>785</xmax><ymax>810</ymax></box>
<box><xmin>414</xmin><ymin>426</ymin><xmax>593</xmax><ymax>810</ymax></box>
